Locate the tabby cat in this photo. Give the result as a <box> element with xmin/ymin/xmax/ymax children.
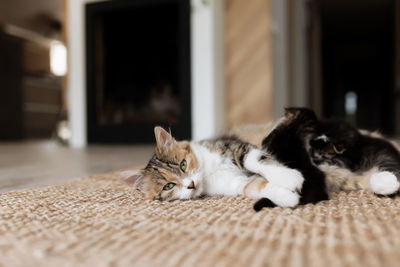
<box><xmin>123</xmin><ymin>127</ymin><xmax>304</xmax><ymax>208</ymax></box>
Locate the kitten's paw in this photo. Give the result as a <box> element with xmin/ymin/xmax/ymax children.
<box><xmin>370</xmin><ymin>171</ymin><xmax>400</xmax><ymax>195</ymax></box>
<box><xmin>244</xmin><ymin>149</ymin><xmax>304</xmax><ymax>191</ymax></box>
<box><xmin>262</xmin><ymin>184</ymin><xmax>300</xmax><ymax>208</ymax></box>
<box><xmin>266</xmin><ymin>167</ymin><xmax>304</xmax><ymax>192</ymax></box>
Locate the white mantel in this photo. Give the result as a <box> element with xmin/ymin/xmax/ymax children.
<box><xmin>67</xmin><ymin>0</ymin><xmax>225</xmax><ymax>147</ymax></box>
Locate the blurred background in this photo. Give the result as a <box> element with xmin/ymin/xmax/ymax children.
<box><xmin>1</xmin><ymin>0</ymin><xmax>399</xmax><ymax>191</ymax></box>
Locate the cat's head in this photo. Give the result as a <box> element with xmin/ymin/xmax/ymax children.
<box><xmin>262</xmin><ymin>107</ymin><xmax>319</xmax><ymax>149</ymax></box>
<box><xmin>309</xmin><ymin>120</ymin><xmax>359</xmax><ymax>164</ymax></box>
<box><xmin>283</xmin><ymin>107</ymin><xmax>319</xmax><ymax>134</ymax></box>
<box><xmin>123</xmin><ymin>127</ymin><xmax>202</xmax><ymax>201</ymax></box>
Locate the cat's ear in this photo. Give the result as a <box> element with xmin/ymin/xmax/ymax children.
<box><xmin>285</xmin><ymin>107</ymin><xmax>318</xmax><ymax>121</ymax></box>
<box><xmin>154</xmin><ymin>127</ymin><xmax>176</xmax><ymax>154</ymax></box>
<box><xmin>121</xmin><ymin>170</ymin><xmax>144</xmax><ymax>189</ymax></box>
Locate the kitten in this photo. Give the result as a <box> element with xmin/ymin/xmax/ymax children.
<box><xmin>254</xmin><ymin>108</ymin><xmax>329</xmax><ymax>211</ymax></box>
<box><xmin>123</xmin><ymin>127</ymin><xmax>305</xmax><ymax>208</ymax></box>
<box><xmin>309</xmin><ymin>118</ymin><xmax>400</xmax><ymax>196</ymax></box>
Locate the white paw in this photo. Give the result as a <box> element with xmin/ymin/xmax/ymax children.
<box><xmin>243</xmin><ymin>149</ymin><xmax>304</xmax><ymax>191</ymax></box>
<box><xmin>370</xmin><ymin>171</ymin><xmax>400</xmax><ymax>195</ymax></box>
<box><xmin>263</xmin><ymin>166</ymin><xmax>304</xmax><ymax>192</ymax></box>
<box><xmin>262</xmin><ymin>184</ymin><xmax>300</xmax><ymax>208</ymax></box>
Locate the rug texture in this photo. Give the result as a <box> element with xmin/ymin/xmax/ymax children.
<box><xmin>1</xmin><ymin>172</ymin><xmax>400</xmax><ymax>267</ymax></box>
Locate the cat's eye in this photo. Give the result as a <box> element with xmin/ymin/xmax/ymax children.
<box><xmin>163</xmin><ymin>183</ymin><xmax>175</xmax><ymax>191</ymax></box>
<box><xmin>180</xmin><ymin>159</ymin><xmax>187</xmax><ymax>172</ymax></box>
<box><xmin>333</xmin><ymin>144</ymin><xmax>345</xmax><ymax>154</ymax></box>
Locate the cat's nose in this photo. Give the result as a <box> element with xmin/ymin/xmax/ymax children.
<box><xmin>187</xmin><ymin>181</ymin><xmax>195</xmax><ymax>189</ymax></box>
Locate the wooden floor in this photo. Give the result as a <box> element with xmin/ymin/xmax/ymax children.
<box><xmin>0</xmin><ymin>140</ymin><xmax>154</xmax><ymax>193</ymax></box>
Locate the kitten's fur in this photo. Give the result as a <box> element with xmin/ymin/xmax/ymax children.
<box><xmin>309</xmin><ymin>118</ymin><xmax>400</xmax><ymax>196</ymax></box>
<box><xmin>123</xmin><ymin>127</ymin><xmax>305</xmax><ymax>208</ymax></box>
<box><xmin>254</xmin><ymin>108</ymin><xmax>329</xmax><ymax>211</ymax></box>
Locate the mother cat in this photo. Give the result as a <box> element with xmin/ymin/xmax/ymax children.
<box><xmin>123</xmin><ymin>127</ymin><xmax>305</xmax><ymax>208</ymax></box>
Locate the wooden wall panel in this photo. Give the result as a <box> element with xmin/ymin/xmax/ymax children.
<box><xmin>224</xmin><ymin>0</ymin><xmax>272</xmax><ymax>128</ymax></box>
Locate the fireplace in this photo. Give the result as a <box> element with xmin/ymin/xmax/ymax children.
<box><xmin>85</xmin><ymin>0</ymin><xmax>191</xmax><ymax>143</ymax></box>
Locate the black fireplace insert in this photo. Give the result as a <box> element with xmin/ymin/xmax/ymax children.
<box><xmin>86</xmin><ymin>0</ymin><xmax>191</xmax><ymax>143</ymax></box>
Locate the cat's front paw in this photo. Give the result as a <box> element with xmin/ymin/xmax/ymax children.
<box><xmin>370</xmin><ymin>171</ymin><xmax>400</xmax><ymax>195</ymax></box>
<box><xmin>262</xmin><ymin>184</ymin><xmax>300</xmax><ymax>208</ymax></box>
<box><xmin>265</xmin><ymin>166</ymin><xmax>304</xmax><ymax>192</ymax></box>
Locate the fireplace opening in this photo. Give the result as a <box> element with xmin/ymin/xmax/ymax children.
<box><xmin>86</xmin><ymin>0</ymin><xmax>191</xmax><ymax>143</ymax></box>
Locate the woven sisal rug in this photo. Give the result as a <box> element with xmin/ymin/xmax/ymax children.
<box><xmin>1</xmin><ymin>172</ymin><xmax>400</xmax><ymax>267</ymax></box>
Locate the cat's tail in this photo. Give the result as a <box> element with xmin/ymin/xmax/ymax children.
<box><xmin>253</xmin><ymin>198</ymin><xmax>277</xmax><ymax>211</ymax></box>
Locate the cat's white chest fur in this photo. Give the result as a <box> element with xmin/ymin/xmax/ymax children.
<box><xmin>191</xmin><ymin>144</ymin><xmax>251</xmax><ymax>196</ymax></box>
<box><xmin>190</xmin><ymin>143</ymin><xmax>302</xmax><ymax>207</ymax></box>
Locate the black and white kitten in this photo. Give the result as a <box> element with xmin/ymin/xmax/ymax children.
<box><xmin>254</xmin><ymin>108</ymin><xmax>329</xmax><ymax>211</ymax></box>
<box><xmin>309</xmin><ymin>119</ymin><xmax>400</xmax><ymax>196</ymax></box>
